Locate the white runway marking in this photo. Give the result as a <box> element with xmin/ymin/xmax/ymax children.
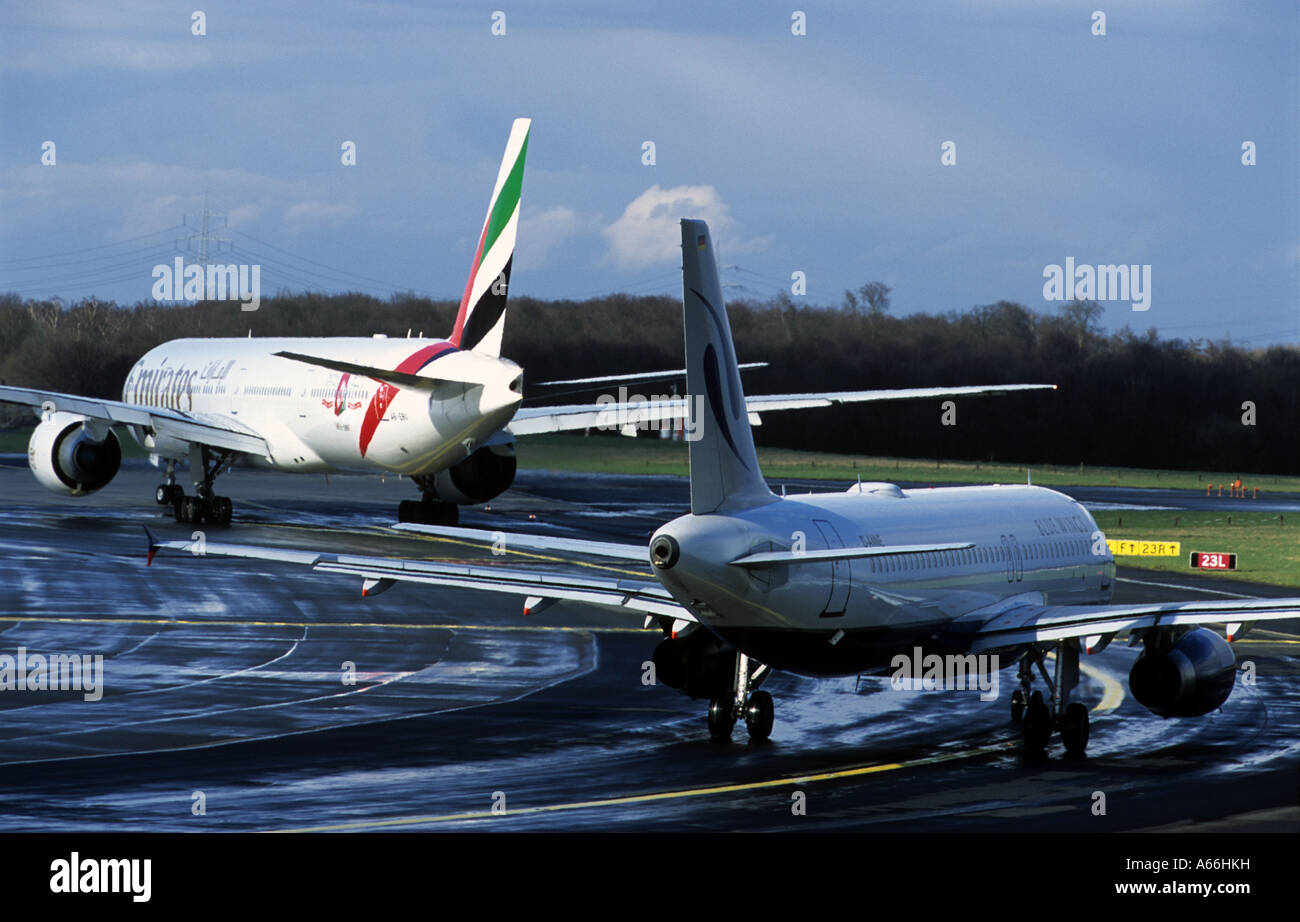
<box><xmin>1116</xmin><ymin>576</ymin><xmax>1260</xmax><ymax>599</ymax></box>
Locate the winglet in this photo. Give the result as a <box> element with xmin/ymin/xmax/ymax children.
<box><xmin>680</xmin><ymin>219</ymin><xmax>775</xmax><ymax>514</ymax></box>
<box><xmin>143</xmin><ymin>525</ymin><xmax>159</xmax><ymax>567</ymax></box>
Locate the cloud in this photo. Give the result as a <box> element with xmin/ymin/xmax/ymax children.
<box><xmin>516</xmin><ymin>205</ymin><xmax>591</xmax><ymax>268</ymax></box>
<box><xmin>283</xmin><ymin>201</ymin><xmax>358</xmax><ymax>233</ymax></box>
<box><xmin>226</xmin><ymin>203</ymin><xmax>262</xmax><ymax>229</ymax></box>
<box><xmin>602</xmin><ymin>184</ymin><xmax>734</xmax><ymax>268</ymax></box>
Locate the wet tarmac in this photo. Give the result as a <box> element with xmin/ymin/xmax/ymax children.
<box><xmin>0</xmin><ymin>459</ymin><xmax>1295</xmax><ymax>832</ymax></box>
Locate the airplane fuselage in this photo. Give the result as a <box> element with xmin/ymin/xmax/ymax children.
<box><xmin>121</xmin><ymin>336</ymin><xmax>523</xmax><ymax>476</ymax></box>
<box><xmin>652</xmin><ymin>483</ymin><xmax>1115</xmax><ymax>675</ymax></box>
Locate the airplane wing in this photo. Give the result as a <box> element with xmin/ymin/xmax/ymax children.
<box><xmin>963</xmin><ymin>596</ymin><xmax>1300</xmax><ymax>653</ymax></box>
<box><xmin>391</xmin><ymin>523</ymin><xmax>650</xmax><ymax>561</ymax></box>
<box><xmin>144</xmin><ymin>529</ymin><xmax>691</xmax><ymax>622</ymax></box>
<box><xmin>507</xmin><ymin>383</ymin><xmax>1056</xmax><ymax>436</ymax></box>
<box><xmin>0</xmin><ymin>385</ymin><xmax>269</xmax><ymax>456</ymax></box>
<box><xmin>144</xmin><ymin>526</ymin><xmax>1297</xmax><ymax>648</ymax></box>
<box><xmin>535</xmin><ymin>363</ymin><xmax>768</xmax><ymax>387</ymax></box>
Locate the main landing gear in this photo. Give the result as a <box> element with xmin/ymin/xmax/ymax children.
<box><xmin>155</xmin><ymin>448</ymin><xmax>236</xmax><ymax>526</ymax></box>
<box><xmin>707</xmin><ymin>651</ymin><xmax>774</xmax><ymax>742</ymax></box>
<box><xmin>1011</xmin><ymin>642</ymin><xmax>1090</xmax><ymax>758</ymax></box>
<box><xmin>398</xmin><ymin>475</ymin><xmax>460</xmax><ymax>526</ymax></box>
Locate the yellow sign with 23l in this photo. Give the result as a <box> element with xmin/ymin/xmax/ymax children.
<box><xmin>1106</xmin><ymin>539</ymin><xmax>1181</xmax><ymax>557</ymax></box>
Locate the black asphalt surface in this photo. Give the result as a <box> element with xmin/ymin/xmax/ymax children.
<box><xmin>0</xmin><ymin>457</ymin><xmax>1296</xmax><ymax>832</ymax></box>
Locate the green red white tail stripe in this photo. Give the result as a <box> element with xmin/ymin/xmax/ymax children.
<box><xmin>450</xmin><ymin>117</ymin><xmax>530</xmax><ymax>357</ymax></box>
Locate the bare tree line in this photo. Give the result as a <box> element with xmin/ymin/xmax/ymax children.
<box><xmin>0</xmin><ymin>291</ymin><xmax>1294</xmax><ymax>473</ymax></box>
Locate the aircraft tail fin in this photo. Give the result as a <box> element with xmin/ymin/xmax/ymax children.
<box><xmin>449</xmin><ymin>118</ymin><xmax>530</xmax><ymax>356</ymax></box>
<box><xmin>680</xmin><ymin>219</ymin><xmax>775</xmax><ymax>515</ymax></box>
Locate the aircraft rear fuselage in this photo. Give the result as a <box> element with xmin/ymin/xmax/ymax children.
<box><xmin>651</xmin><ymin>483</ymin><xmax>1115</xmax><ymax>675</ymax></box>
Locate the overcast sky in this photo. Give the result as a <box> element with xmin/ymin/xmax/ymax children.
<box><xmin>2</xmin><ymin>1</ymin><xmax>1296</xmax><ymax>345</ymax></box>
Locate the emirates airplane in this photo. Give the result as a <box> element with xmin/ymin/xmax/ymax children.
<box><xmin>150</xmin><ymin>220</ymin><xmax>1300</xmax><ymax>757</ymax></box>
<box><xmin>2</xmin><ymin>120</ymin><xmax>1051</xmax><ymax>527</ymax></box>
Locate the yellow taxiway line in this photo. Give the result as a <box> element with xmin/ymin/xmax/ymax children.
<box><xmin>1079</xmin><ymin>658</ymin><xmax>1126</xmax><ymax>712</ymax></box>
<box><xmin>271</xmin><ymin>743</ymin><xmax>1018</xmax><ymax>833</ymax></box>
<box><xmin>0</xmin><ymin>615</ymin><xmax>653</xmax><ymax>634</ymax></box>
<box><xmin>271</xmin><ymin>657</ymin><xmax>1132</xmax><ymax>833</ymax></box>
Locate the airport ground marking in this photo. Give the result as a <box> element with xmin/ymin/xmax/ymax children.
<box><xmin>1078</xmin><ymin>658</ymin><xmax>1125</xmax><ymax>713</ymax></box>
<box><xmin>269</xmin><ymin>744</ymin><xmax>1021</xmax><ymax>832</ymax></box>
<box><xmin>273</xmin><ymin>660</ymin><xmax>1130</xmax><ymax>832</ymax></box>
<box><xmin>1115</xmin><ymin>576</ymin><xmax>1260</xmax><ymax>599</ymax></box>
<box><xmin>0</xmin><ymin>615</ymin><xmax>654</xmax><ymax>634</ymax></box>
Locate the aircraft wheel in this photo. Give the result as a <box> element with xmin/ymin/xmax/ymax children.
<box><xmin>422</xmin><ymin>502</ymin><xmax>458</xmax><ymax>526</ymax></box>
<box><xmin>397</xmin><ymin>500</ymin><xmax>421</xmax><ymax>523</ymax></box>
<box><xmin>213</xmin><ymin>496</ymin><xmax>233</xmax><ymax>526</ymax></box>
<box><xmin>707</xmin><ymin>694</ymin><xmax>735</xmax><ymax>741</ymax></box>
<box><xmin>744</xmin><ymin>690</ymin><xmax>774</xmax><ymax>741</ymax></box>
<box><xmin>399</xmin><ymin>500</ymin><xmax>459</xmax><ymax>526</ymax></box>
<box><xmin>155</xmin><ymin>485</ymin><xmax>170</xmax><ymax>505</ymax></box>
<box><xmin>1010</xmin><ymin>689</ymin><xmax>1025</xmax><ymax>723</ymax></box>
<box><xmin>1061</xmin><ymin>702</ymin><xmax>1089</xmax><ymax>757</ymax></box>
<box><xmin>1023</xmin><ymin>690</ymin><xmax>1052</xmax><ymax>752</ymax></box>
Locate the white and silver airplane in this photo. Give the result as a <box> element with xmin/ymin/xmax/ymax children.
<box><xmin>3</xmin><ymin>119</ymin><xmax>538</xmax><ymax>527</ymax></box>
<box><xmin>2</xmin><ymin>119</ymin><xmax>1051</xmax><ymax>528</ymax></box>
<box><xmin>149</xmin><ymin>219</ymin><xmax>1300</xmax><ymax>756</ymax></box>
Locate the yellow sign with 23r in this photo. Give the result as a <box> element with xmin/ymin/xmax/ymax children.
<box><xmin>1106</xmin><ymin>539</ymin><xmax>1181</xmax><ymax>557</ymax></box>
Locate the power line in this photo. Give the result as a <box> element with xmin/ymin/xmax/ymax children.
<box><xmin>0</xmin><ymin>241</ymin><xmax>181</xmax><ymax>275</ymax></box>
<box><xmin>0</xmin><ymin>245</ymin><xmax>179</xmax><ymax>293</ymax></box>
<box><xmin>230</xmin><ymin>230</ymin><xmax>434</xmax><ymax>295</ymax></box>
<box><xmin>227</xmin><ymin>244</ymin><xmax>421</xmax><ymax>297</ymax></box>
<box><xmin>0</xmin><ymin>225</ymin><xmax>186</xmax><ymax>267</ymax></box>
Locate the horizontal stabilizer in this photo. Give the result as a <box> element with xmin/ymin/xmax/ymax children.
<box><xmin>730</xmin><ymin>541</ymin><xmax>975</xmax><ymax>567</ymax></box>
<box><xmin>273</xmin><ymin>351</ymin><xmax>472</xmax><ymax>391</ymax></box>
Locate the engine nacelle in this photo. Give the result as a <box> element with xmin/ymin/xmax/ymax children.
<box><xmin>428</xmin><ymin>442</ymin><xmax>516</xmax><ymax>505</ymax></box>
<box><xmin>1129</xmin><ymin>627</ymin><xmax>1236</xmax><ymax>718</ymax></box>
<box><xmin>652</xmin><ymin>629</ymin><xmax>736</xmax><ymax>699</ymax></box>
<box><xmin>27</xmin><ymin>412</ymin><xmax>122</xmax><ymax>496</ymax></box>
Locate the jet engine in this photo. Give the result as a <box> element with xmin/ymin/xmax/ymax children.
<box><xmin>28</xmin><ymin>411</ymin><xmax>122</xmax><ymax>496</ymax></box>
<box><xmin>652</xmin><ymin>629</ymin><xmax>737</xmax><ymax>699</ymax></box>
<box><xmin>1128</xmin><ymin>627</ymin><xmax>1236</xmax><ymax>718</ymax></box>
<box><xmin>427</xmin><ymin>442</ymin><xmax>516</xmax><ymax>504</ymax></box>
